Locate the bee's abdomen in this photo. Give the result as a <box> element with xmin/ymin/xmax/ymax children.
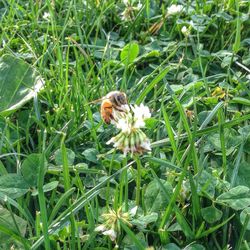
<box><xmin>101</xmin><ymin>100</ymin><xmax>113</xmax><ymax>124</ymax></box>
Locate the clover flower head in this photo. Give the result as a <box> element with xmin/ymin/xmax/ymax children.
<box><xmin>120</xmin><ymin>0</ymin><xmax>142</xmax><ymax>21</ymax></box>
<box><xmin>95</xmin><ymin>207</ymin><xmax>134</xmax><ymax>242</ymax></box>
<box><xmin>167</xmin><ymin>4</ymin><xmax>183</xmax><ymax>15</ymax></box>
<box><xmin>107</xmin><ymin>103</ymin><xmax>151</xmax><ymax>155</ymax></box>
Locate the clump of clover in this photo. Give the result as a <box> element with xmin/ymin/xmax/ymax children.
<box><xmin>107</xmin><ymin>103</ymin><xmax>151</xmax><ymax>155</ymax></box>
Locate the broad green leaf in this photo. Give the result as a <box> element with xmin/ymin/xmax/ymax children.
<box><xmin>82</xmin><ymin>148</ymin><xmax>98</xmax><ymax>163</ymax></box>
<box><xmin>0</xmin><ymin>206</ymin><xmax>27</xmax><ymax>242</ymax></box>
<box><xmin>121</xmin><ymin>231</ymin><xmax>147</xmax><ymax>250</ymax></box>
<box><xmin>162</xmin><ymin>243</ymin><xmax>181</xmax><ymax>250</ymax></box>
<box><xmin>131</xmin><ymin>212</ymin><xmax>158</xmax><ymax>230</ymax></box>
<box><xmin>0</xmin><ymin>174</ymin><xmax>29</xmax><ymax>199</ymax></box>
<box><xmin>196</xmin><ymin>170</ymin><xmax>217</xmax><ymax>198</ymax></box>
<box><xmin>201</xmin><ymin>206</ymin><xmax>223</xmax><ymax>224</ymax></box>
<box><xmin>31</xmin><ymin>181</ymin><xmax>59</xmax><ymax>196</ymax></box>
<box><xmin>238</xmin><ymin>125</ymin><xmax>250</xmax><ymax>139</ymax></box>
<box><xmin>216</xmin><ymin>186</ymin><xmax>250</xmax><ymax>210</ymax></box>
<box><xmin>54</xmin><ymin>148</ymin><xmax>75</xmax><ymax>165</ymax></box>
<box><xmin>167</xmin><ymin>223</ymin><xmax>182</xmax><ymax>232</ymax></box>
<box><xmin>228</xmin><ymin>162</ymin><xmax>250</xmax><ymax>189</ymax></box>
<box><xmin>21</xmin><ymin>153</ymin><xmax>42</xmax><ymax>187</ymax></box>
<box><xmin>0</xmin><ymin>54</ymin><xmax>44</xmax><ymax>116</ymax></box>
<box><xmin>206</xmin><ymin>129</ymin><xmax>242</xmax><ymax>155</ymax></box>
<box><xmin>185</xmin><ymin>244</ymin><xmax>206</xmax><ymax>250</ymax></box>
<box><xmin>144</xmin><ymin>179</ymin><xmax>172</xmax><ymax>213</ymax></box>
<box><xmin>120</xmin><ymin>42</ymin><xmax>139</xmax><ymax>64</ymax></box>
<box><xmin>240</xmin><ymin>207</ymin><xmax>250</xmax><ymax>230</ymax></box>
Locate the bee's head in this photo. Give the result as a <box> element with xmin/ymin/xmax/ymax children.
<box><xmin>116</xmin><ymin>92</ymin><xmax>127</xmax><ymax>105</ymax></box>
<box><xmin>107</xmin><ymin>91</ymin><xmax>127</xmax><ymax>106</ymax></box>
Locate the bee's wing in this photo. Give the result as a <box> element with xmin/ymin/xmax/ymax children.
<box><xmin>85</xmin><ymin>97</ymin><xmax>105</xmax><ymax>105</ymax></box>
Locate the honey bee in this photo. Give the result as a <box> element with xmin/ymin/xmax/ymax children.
<box><xmin>88</xmin><ymin>91</ymin><xmax>128</xmax><ymax>124</ymax></box>
<box><xmin>101</xmin><ymin>91</ymin><xmax>128</xmax><ymax>124</ymax></box>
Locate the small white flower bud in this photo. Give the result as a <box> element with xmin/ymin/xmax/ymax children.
<box><xmin>181</xmin><ymin>26</ymin><xmax>190</xmax><ymax>37</ymax></box>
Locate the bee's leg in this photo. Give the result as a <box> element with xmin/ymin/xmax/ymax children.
<box><xmin>113</xmin><ymin>105</ymin><xmax>128</xmax><ymax>112</ymax></box>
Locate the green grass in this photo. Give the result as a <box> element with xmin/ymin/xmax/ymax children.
<box><xmin>0</xmin><ymin>0</ymin><xmax>250</xmax><ymax>249</ymax></box>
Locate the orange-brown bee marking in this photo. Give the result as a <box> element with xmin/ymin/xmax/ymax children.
<box><xmin>100</xmin><ymin>91</ymin><xmax>127</xmax><ymax>124</ymax></box>
<box><xmin>101</xmin><ymin>99</ymin><xmax>114</xmax><ymax>124</ymax></box>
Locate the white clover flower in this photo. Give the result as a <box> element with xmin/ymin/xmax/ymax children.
<box><xmin>167</xmin><ymin>4</ymin><xmax>183</xmax><ymax>15</ymax></box>
<box><xmin>129</xmin><ymin>206</ymin><xmax>138</xmax><ymax>217</ymax></box>
<box><xmin>95</xmin><ymin>224</ymin><xmax>117</xmax><ymax>241</ymax></box>
<box><xmin>102</xmin><ymin>228</ymin><xmax>117</xmax><ymax>241</ymax></box>
<box><xmin>42</xmin><ymin>12</ymin><xmax>51</xmax><ymax>20</ymax></box>
<box><xmin>122</xmin><ymin>0</ymin><xmax>129</xmax><ymax>4</ymax></box>
<box><xmin>131</xmin><ymin>104</ymin><xmax>151</xmax><ymax>128</ymax></box>
<box><xmin>94</xmin><ymin>224</ymin><xmax>106</xmax><ymax>232</ymax></box>
<box><xmin>137</xmin><ymin>1</ymin><xmax>142</xmax><ymax>9</ymax></box>
<box><xmin>116</xmin><ymin>115</ymin><xmax>132</xmax><ymax>133</ymax></box>
<box><xmin>107</xmin><ymin>103</ymin><xmax>151</xmax><ymax>155</ymax></box>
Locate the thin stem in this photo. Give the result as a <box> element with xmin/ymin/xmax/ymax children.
<box><xmin>134</xmin><ymin>155</ymin><xmax>142</xmax><ymax>207</ymax></box>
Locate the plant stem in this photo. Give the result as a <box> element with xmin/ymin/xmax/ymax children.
<box><xmin>134</xmin><ymin>155</ymin><xmax>142</xmax><ymax>207</ymax></box>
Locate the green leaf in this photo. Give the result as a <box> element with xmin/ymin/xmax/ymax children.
<box><xmin>201</xmin><ymin>206</ymin><xmax>223</xmax><ymax>224</ymax></box>
<box><xmin>131</xmin><ymin>212</ymin><xmax>158</xmax><ymax>230</ymax></box>
<box><xmin>54</xmin><ymin>148</ymin><xmax>75</xmax><ymax>165</ymax></box>
<box><xmin>0</xmin><ymin>54</ymin><xmax>44</xmax><ymax>116</ymax></box>
<box><xmin>162</xmin><ymin>243</ymin><xmax>181</xmax><ymax>250</ymax></box>
<box><xmin>144</xmin><ymin>179</ymin><xmax>172</xmax><ymax>213</ymax></box>
<box><xmin>185</xmin><ymin>244</ymin><xmax>206</xmax><ymax>250</ymax></box>
<box><xmin>216</xmin><ymin>186</ymin><xmax>250</xmax><ymax>210</ymax></box>
<box><xmin>0</xmin><ymin>160</ymin><xmax>7</xmax><ymax>176</ymax></box>
<box><xmin>197</xmin><ymin>214</ymin><xmax>235</xmax><ymax>239</ymax></box>
<box><xmin>121</xmin><ymin>231</ymin><xmax>147</xmax><ymax>250</ymax></box>
<box><xmin>0</xmin><ymin>174</ymin><xmax>30</xmax><ymax>199</ymax></box>
<box><xmin>119</xmin><ymin>220</ymin><xmax>145</xmax><ymax>250</ymax></box>
<box><xmin>21</xmin><ymin>153</ymin><xmax>42</xmax><ymax>187</ymax></box>
<box><xmin>240</xmin><ymin>207</ymin><xmax>250</xmax><ymax>230</ymax></box>
<box><xmin>228</xmin><ymin>161</ymin><xmax>250</xmax><ymax>188</ymax></box>
<box><xmin>120</xmin><ymin>42</ymin><xmax>139</xmax><ymax>64</ymax></box>
<box><xmin>167</xmin><ymin>223</ymin><xmax>182</xmax><ymax>232</ymax></box>
<box><xmin>0</xmin><ymin>206</ymin><xmax>28</xmax><ymax>243</ymax></box>
<box><xmin>230</xmin><ymin>97</ymin><xmax>250</xmax><ymax>106</ymax></box>
<box><xmin>238</xmin><ymin>125</ymin><xmax>250</xmax><ymax>139</ymax></box>
<box><xmin>31</xmin><ymin>181</ymin><xmax>59</xmax><ymax>196</ymax></box>
<box><xmin>82</xmin><ymin>148</ymin><xmax>98</xmax><ymax>163</ymax></box>
<box><xmin>196</xmin><ymin>170</ymin><xmax>217</xmax><ymax>198</ymax></box>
